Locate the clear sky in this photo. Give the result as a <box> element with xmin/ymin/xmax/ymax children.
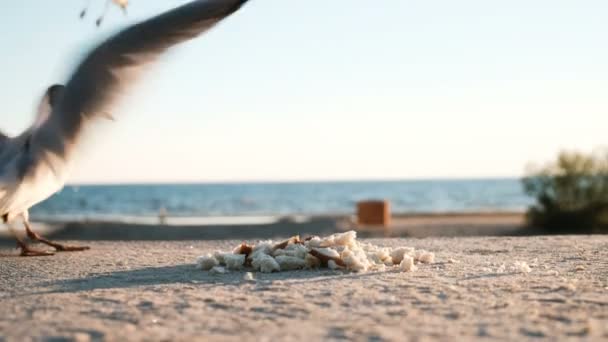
<box><xmin>0</xmin><ymin>0</ymin><xmax>606</xmax><ymax>184</ymax></box>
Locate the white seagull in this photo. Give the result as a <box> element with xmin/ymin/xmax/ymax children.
<box><xmin>0</xmin><ymin>0</ymin><xmax>249</xmax><ymax>256</ymax></box>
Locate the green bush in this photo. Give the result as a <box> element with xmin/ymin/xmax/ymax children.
<box><xmin>522</xmin><ymin>150</ymin><xmax>608</xmax><ymax>234</ymax></box>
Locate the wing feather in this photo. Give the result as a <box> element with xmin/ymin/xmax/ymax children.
<box><xmin>30</xmin><ymin>0</ymin><xmax>248</xmax><ymax>160</ymax></box>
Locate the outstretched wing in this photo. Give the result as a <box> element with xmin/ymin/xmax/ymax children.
<box><xmin>30</xmin><ymin>0</ymin><xmax>249</xmax><ymax>161</ymax></box>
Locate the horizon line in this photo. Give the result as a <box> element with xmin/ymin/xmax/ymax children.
<box><xmin>66</xmin><ymin>175</ymin><xmax>525</xmax><ymax>187</ymax></box>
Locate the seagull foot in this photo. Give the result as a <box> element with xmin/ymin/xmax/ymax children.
<box><xmin>53</xmin><ymin>244</ymin><xmax>90</xmax><ymax>252</ymax></box>
<box><xmin>19</xmin><ymin>246</ymin><xmax>55</xmax><ymax>257</ymax></box>
<box><xmin>25</xmin><ymin>225</ymin><xmax>90</xmax><ymax>253</ymax></box>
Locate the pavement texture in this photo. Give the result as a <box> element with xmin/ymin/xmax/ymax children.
<box><xmin>1</xmin><ymin>236</ymin><xmax>607</xmax><ymax>341</ymax></box>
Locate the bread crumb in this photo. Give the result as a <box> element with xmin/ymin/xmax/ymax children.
<box><xmin>275</xmin><ymin>255</ymin><xmax>306</xmax><ymax>270</ymax></box>
<box><xmin>332</xmin><ymin>230</ymin><xmax>358</xmax><ymax>247</ymax></box>
<box><xmin>304</xmin><ymin>254</ymin><xmax>321</xmax><ymax>269</ymax></box>
<box><xmin>391</xmin><ymin>247</ymin><xmax>415</xmax><ymax>264</ymax></box>
<box><xmin>312</xmin><ymin>247</ymin><xmax>341</xmax><ymax>259</ymax></box>
<box><xmin>418</xmin><ymin>251</ymin><xmax>435</xmax><ymax>264</ymax></box>
<box><xmin>400</xmin><ymin>256</ymin><xmax>417</xmax><ymax>272</ymax></box>
<box><xmin>250</xmin><ymin>241</ymin><xmax>274</xmax><ymax>257</ymax></box>
<box><xmin>341</xmin><ymin>247</ymin><xmax>370</xmax><ymax>272</ymax></box>
<box><xmin>328</xmin><ymin>260</ymin><xmax>343</xmax><ymax>270</ymax></box>
<box><xmin>414</xmin><ymin>250</ymin><xmax>435</xmax><ymax>264</ymax></box>
<box><xmin>273</xmin><ymin>243</ymin><xmax>309</xmax><ymax>259</ymax></box>
<box><xmin>223</xmin><ymin>254</ymin><xmax>246</xmax><ymax>270</ymax></box>
<box><xmin>251</xmin><ymin>253</ymin><xmax>280</xmax><ymax>273</ymax></box>
<box><xmin>315</xmin><ymin>230</ymin><xmax>357</xmax><ymax>248</ymax></box>
<box><xmin>245</xmin><ymin>241</ymin><xmax>273</xmax><ymax>267</ymax></box>
<box><xmin>243</xmin><ymin>272</ymin><xmax>255</xmax><ymax>282</ymax></box>
<box><xmin>304</xmin><ymin>236</ymin><xmax>322</xmax><ymax>248</ymax></box>
<box><xmin>363</xmin><ymin>245</ymin><xmax>392</xmax><ymax>265</ymax></box>
<box><xmin>213</xmin><ymin>251</ymin><xmax>225</xmax><ymax>264</ymax></box>
<box><xmin>195</xmin><ymin>230</ymin><xmax>447</xmax><ymax>274</ymax></box>
<box><xmin>196</xmin><ymin>254</ymin><xmax>219</xmax><ymax>270</ymax></box>
<box><xmin>232</xmin><ymin>243</ymin><xmax>253</xmax><ymax>255</ymax></box>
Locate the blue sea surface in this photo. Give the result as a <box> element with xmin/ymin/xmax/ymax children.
<box><xmin>29</xmin><ymin>179</ymin><xmax>533</xmax><ymax>222</ymax></box>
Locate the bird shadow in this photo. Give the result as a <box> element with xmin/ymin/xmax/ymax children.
<box><xmin>30</xmin><ymin>264</ymin><xmax>390</xmax><ymax>296</ymax></box>
<box><xmin>34</xmin><ymin>264</ymin><xmax>240</xmax><ymax>294</ymax></box>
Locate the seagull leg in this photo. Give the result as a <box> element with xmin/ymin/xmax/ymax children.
<box><xmin>23</xmin><ymin>220</ymin><xmax>90</xmax><ymax>252</ymax></box>
<box><xmin>6</xmin><ymin>224</ymin><xmax>54</xmax><ymax>256</ymax></box>
<box><xmin>17</xmin><ymin>238</ymin><xmax>56</xmax><ymax>257</ymax></box>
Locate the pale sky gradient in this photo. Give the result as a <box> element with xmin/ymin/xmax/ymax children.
<box><xmin>0</xmin><ymin>0</ymin><xmax>606</xmax><ymax>184</ymax></box>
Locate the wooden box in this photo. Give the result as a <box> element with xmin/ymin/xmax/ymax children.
<box><xmin>357</xmin><ymin>200</ymin><xmax>391</xmax><ymax>227</ymax></box>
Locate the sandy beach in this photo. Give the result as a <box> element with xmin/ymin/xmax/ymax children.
<box><xmin>1</xmin><ymin>235</ymin><xmax>607</xmax><ymax>341</ymax></box>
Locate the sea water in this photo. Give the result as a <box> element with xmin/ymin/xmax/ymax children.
<box><xmin>28</xmin><ymin>178</ymin><xmax>533</xmax><ymax>223</ymax></box>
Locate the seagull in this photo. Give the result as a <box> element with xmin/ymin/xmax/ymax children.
<box><xmin>0</xmin><ymin>0</ymin><xmax>249</xmax><ymax>256</ymax></box>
